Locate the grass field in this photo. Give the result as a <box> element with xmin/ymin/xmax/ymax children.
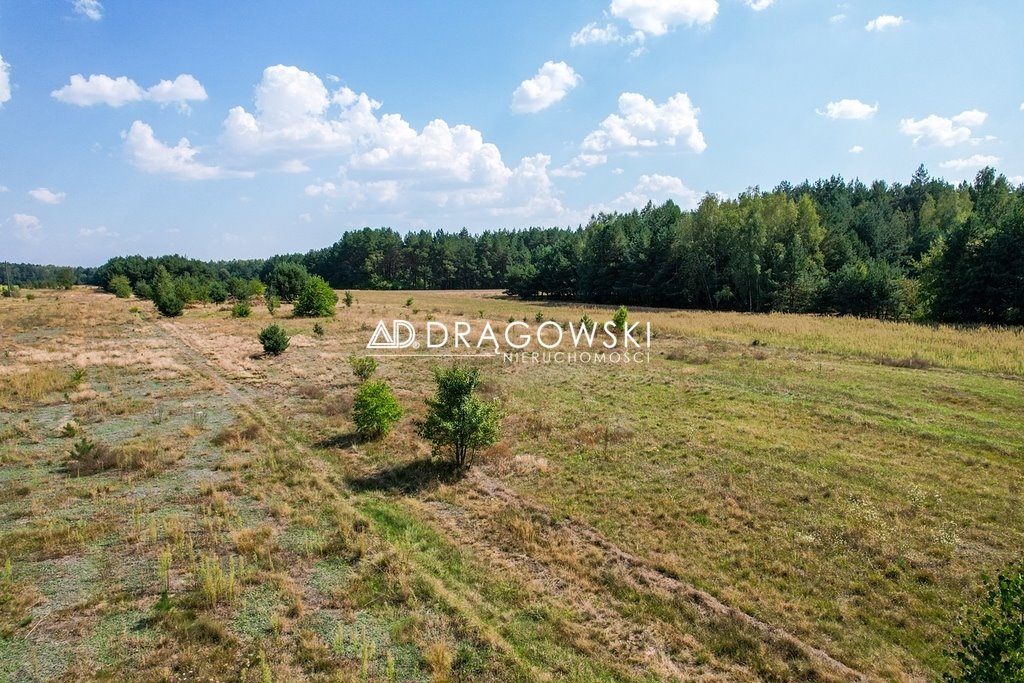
<box><xmin>0</xmin><ymin>287</ymin><xmax>1021</xmax><ymax>681</ymax></box>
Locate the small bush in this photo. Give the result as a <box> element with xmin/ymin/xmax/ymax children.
<box><xmin>25</xmin><ymin>292</ymin><xmax>35</xmax><ymax>301</ymax></box>
<box><xmin>945</xmin><ymin>561</ymin><xmax>1024</xmax><ymax>682</ymax></box>
<box><xmin>612</xmin><ymin>305</ymin><xmax>628</xmax><ymax>332</ymax></box>
<box><xmin>293</xmin><ymin>276</ymin><xmax>338</xmax><ymax>317</ymax></box>
<box><xmin>580</xmin><ymin>314</ymin><xmax>594</xmax><ymax>329</ymax></box>
<box><xmin>348</xmin><ymin>355</ymin><xmax>378</xmax><ymax>382</ymax></box>
<box><xmin>405</xmin><ymin>297</ymin><xmax>414</xmax><ymax>308</ymax></box>
<box><xmin>258</xmin><ymin>324</ymin><xmax>290</xmax><ymax>355</ymax></box>
<box><xmin>417</xmin><ymin>366</ymin><xmax>501</xmax><ymax>468</ymax></box>
<box><xmin>231</xmin><ymin>302</ymin><xmax>252</xmax><ymax>318</ymax></box>
<box><xmin>343</xmin><ymin>291</ymin><xmax>354</xmax><ymax>307</ymax></box>
<box><xmin>108</xmin><ymin>275</ymin><xmax>133</xmax><ymax>298</ymax></box>
<box><xmin>353</xmin><ymin>380</ymin><xmax>403</xmax><ymax>439</ymax></box>
<box><xmin>266</xmin><ymin>294</ymin><xmax>280</xmax><ymax>316</ymax></box>
<box><xmin>313</xmin><ymin>323</ymin><xmax>325</xmax><ymax>338</ymax></box>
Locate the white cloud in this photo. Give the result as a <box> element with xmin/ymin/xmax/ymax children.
<box><xmin>865</xmin><ymin>15</ymin><xmax>904</xmax><ymax>31</ymax></box>
<box><xmin>551</xmin><ymin>154</ymin><xmax>607</xmax><ymax>178</ymax></box>
<box><xmin>570</xmin><ymin>22</ymin><xmax>644</xmax><ymax>47</ymax></box>
<box><xmin>28</xmin><ymin>188</ymin><xmax>66</xmax><ymax>204</ymax></box>
<box><xmin>0</xmin><ymin>185</ymin><xmax>8</xmax><ymax>192</ymax></box>
<box><xmin>123</xmin><ymin>120</ymin><xmax>247</xmax><ymax>180</ymax></box>
<box><xmin>830</xmin><ymin>14</ymin><xmax>847</xmax><ymax>23</ymax></box>
<box><xmin>224</xmin><ymin>65</ymin><xmax>566</xmax><ymax>223</ymax></box>
<box><xmin>939</xmin><ymin>154</ymin><xmax>1000</xmax><ymax>171</ymax></box>
<box><xmin>298</xmin><ymin>213</ymin><xmax>312</xmax><ymax>223</ymax></box>
<box><xmin>278</xmin><ymin>159</ymin><xmax>310</xmax><ymax>174</ymax></box>
<box><xmin>0</xmin><ymin>54</ymin><xmax>10</xmax><ymax>106</ymax></box>
<box><xmin>79</xmin><ymin>225</ymin><xmax>117</xmax><ymax>237</ymax></box>
<box><xmin>849</xmin><ymin>145</ymin><xmax>864</xmax><ymax>154</ymax></box>
<box><xmin>593</xmin><ymin>174</ymin><xmax>701</xmax><ymax>214</ymax></box>
<box><xmin>610</xmin><ymin>0</ymin><xmax>719</xmax><ymax>35</ymax></box>
<box><xmin>52</xmin><ymin>73</ymin><xmax>207</xmax><ymax>109</ymax></box>
<box><xmin>71</xmin><ymin>0</ymin><xmax>102</xmax><ymax>21</ymax></box>
<box><xmin>899</xmin><ymin>110</ymin><xmax>987</xmax><ymax>146</ymax></box>
<box><xmin>745</xmin><ymin>0</ymin><xmax>774</xmax><ymax>10</ymax></box>
<box><xmin>52</xmin><ymin>74</ymin><xmax>141</xmax><ymax>106</ymax></box>
<box><xmin>1007</xmin><ymin>175</ymin><xmax>1024</xmax><ymax>186</ymax></box>
<box><xmin>581</xmin><ymin>92</ymin><xmax>706</xmax><ymax>157</ymax></box>
<box><xmin>10</xmin><ymin>214</ymin><xmax>41</xmax><ymax>241</ymax></box>
<box><xmin>221</xmin><ymin>65</ymin><xmax>381</xmax><ymax>156</ymax></box>
<box><xmin>818</xmin><ymin>99</ymin><xmax>878</xmax><ymax>120</ymax></box>
<box><xmin>144</xmin><ymin>74</ymin><xmax>208</xmax><ymax>112</ymax></box>
<box><xmin>511</xmin><ymin>61</ymin><xmax>581</xmax><ymax>114</ymax></box>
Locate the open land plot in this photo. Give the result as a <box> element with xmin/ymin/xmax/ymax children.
<box><xmin>0</xmin><ymin>287</ymin><xmax>1021</xmax><ymax>681</ymax></box>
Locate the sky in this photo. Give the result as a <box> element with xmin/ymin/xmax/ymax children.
<box><xmin>1</xmin><ymin>0</ymin><xmax>1022</xmax><ymax>266</ymax></box>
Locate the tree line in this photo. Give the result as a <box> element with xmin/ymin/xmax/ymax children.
<box><xmin>76</xmin><ymin>166</ymin><xmax>1023</xmax><ymax>325</ymax></box>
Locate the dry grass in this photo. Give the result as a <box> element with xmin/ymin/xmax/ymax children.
<box><xmin>1</xmin><ymin>287</ymin><xmax>1021</xmax><ymax>682</ymax></box>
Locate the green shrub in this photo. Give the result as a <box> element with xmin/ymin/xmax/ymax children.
<box><xmin>945</xmin><ymin>561</ymin><xmax>1024</xmax><ymax>682</ymax></box>
<box><xmin>343</xmin><ymin>290</ymin><xmax>354</xmax><ymax>307</ymax></box>
<box><xmin>258</xmin><ymin>324</ymin><xmax>289</xmax><ymax>355</ymax></box>
<box><xmin>313</xmin><ymin>323</ymin><xmax>325</xmax><ymax>338</ymax></box>
<box><xmin>293</xmin><ymin>276</ymin><xmax>338</xmax><ymax>317</ymax></box>
<box><xmin>612</xmin><ymin>305</ymin><xmax>628</xmax><ymax>332</ymax></box>
<box><xmin>153</xmin><ymin>267</ymin><xmax>183</xmax><ymax>317</ymax></box>
<box><xmin>580</xmin><ymin>313</ymin><xmax>594</xmax><ymax>329</ymax></box>
<box><xmin>208</xmin><ymin>281</ymin><xmax>229</xmax><ymax>303</ymax></box>
<box><xmin>353</xmin><ymin>380</ymin><xmax>403</xmax><ymax>439</ymax></box>
<box><xmin>348</xmin><ymin>354</ymin><xmax>378</xmax><ymax>382</ymax></box>
<box><xmin>108</xmin><ymin>275</ymin><xmax>133</xmax><ymax>298</ymax></box>
<box><xmin>267</xmin><ymin>262</ymin><xmax>309</xmax><ymax>302</ymax></box>
<box><xmin>266</xmin><ymin>295</ymin><xmax>281</xmax><ymax>316</ymax></box>
<box><xmin>417</xmin><ymin>366</ymin><xmax>501</xmax><ymax>468</ymax></box>
<box><xmin>231</xmin><ymin>302</ymin><xmax>252</xmax><ymax>318</ymax></box>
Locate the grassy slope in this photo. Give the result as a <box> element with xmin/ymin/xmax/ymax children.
<box><xmin>0</xmin><ymin>288</ymin><xmax>1021</xmax><ymax>681</ymax></box>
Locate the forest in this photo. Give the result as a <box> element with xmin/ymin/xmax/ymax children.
<box><xmin>12</xmin><ymin>166</ymin><xmax>1021</xmax><ymax>325</ymax></box>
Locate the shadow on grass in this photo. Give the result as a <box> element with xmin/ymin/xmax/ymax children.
<box><xmin>315</xmin><ymin>432</ymin><xmax>362</xmax><ymax>449</ymax></box>
<box><xmin>346</xmin><ymin>458</ymin><xmax>463</xmax><ymax>494</ymax></box>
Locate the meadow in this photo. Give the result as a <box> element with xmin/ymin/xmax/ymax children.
<box><xmin>0</xmin><ymin>287</ymin><xmax>1021</xmax><ymax>681</ymax></box>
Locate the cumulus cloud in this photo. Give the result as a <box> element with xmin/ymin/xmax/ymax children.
<box><xmin>220</xmin><ymin>65</ymin><xmax>380</xmax><ymax>155</ymax></box>
<box><xmin>865</xmin><ymin>15</ymin><xmax>904</xmax><ymax>31</ymax></box>
<box><xmin>610</xmin><ymin>0</ymin><xmax>719</xmax><ymax>34</ymax></box>
<box><xmin>745</xmin><ymin>0</ymin><xmax>775</xmax><ymax>10</ymax></box>
<box><xmin>52</xmin><ymin>73</ymin><xmax>207</xmax><ymax>110</ymax></box>
<box><xmin>10</xmin><ymin>214</ymin><xmax>41</xmax><ymax>241</ymax></box>
<box><xmin>830</xmin><ymin>14</ymin><xmax>847</xmax><ymax>23</ymax></box>
<box><xmin>570</xmin><ymin>22</ymin><xmax>644</xmax><ymax>47</ymax></box>
<box><xmin>620</xmin><ymin>174</ymin><xmax>700</xmax><ymax>209</ymax></box>
<box><xmin>849</xmin><ymin>145</ymin><xmax>864</xmax><ymax>154</ymax></box>
<box><xmin>0</xmin><ymin>54</ymin><xmax>10</xmax><ymax>106</ymax></box>
<box><xmin>899</xmin><ymin>110</ymin><xmax>987</xmax><ymax>146</ymax></box>
<box><xmin>551</xmin><ymin>154</ymin><xmax>607</xmax><ymax>178</ymax></box>
<box><xmin>28</xmin><ymin>188</ymin><xmax>66</xmax><ymax>204</ymax></box>
<box><xmin>511</xmin><ymin>61</ymin><xmax>581</xmax><ymax>114</ymax></box>
<box><xmin>223</xmin><ymin>65</ymin><xmax>565</xmax><ymax>222</ymax></box>
<box><xmin>818</xmin><ymin>99</ymin><xmax>878</xmax><ymax>120</ymax></box>
<box><xmin>71</xmin><ymin>0</ymin><xmax>102</xmax><ymax>20</ymax></box>
<box><xmin>939</xmin><ymin>154</ymin><xmax>1000</xmax><ymax>171</ymax></box>
<box><xmin>124</xmin><ymin>121</ymin><xmax>248</xmax><ymax>180</ymax></box>
<box><xmin>581</xmin><ymin>92</ymin><xmax>706</xmax><ymax>156</ymax></box>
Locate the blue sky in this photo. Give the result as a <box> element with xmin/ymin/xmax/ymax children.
<box><xmin>1</xmin><ymin>0</ymin><xmax>1022</xmax><ymax>266</ymax></box>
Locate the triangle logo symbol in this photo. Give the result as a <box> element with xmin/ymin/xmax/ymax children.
<box><xmin>367</xmin><ymin>320</ymin><xmax>395</xmax><ymax>349</ymax></box>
